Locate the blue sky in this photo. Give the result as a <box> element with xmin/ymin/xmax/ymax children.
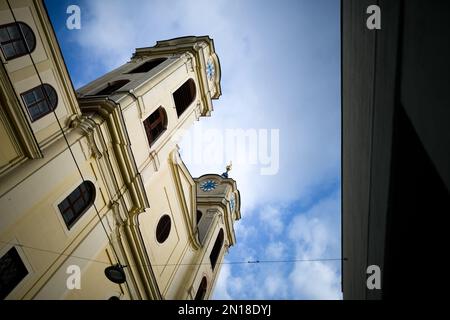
<box><xmin>45</xmin><ymin>0</ymin><xmax>341</xmax><ymax>299</ymax></box>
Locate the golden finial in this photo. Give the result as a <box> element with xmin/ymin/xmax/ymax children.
<box><xmin>222</xmin><ymin>161</ymin><xmax>232</xmax><ymax>178</ymax></box>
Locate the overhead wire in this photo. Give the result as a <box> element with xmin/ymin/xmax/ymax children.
<box><xmin>2</xmin><ymin>2</ymin><xmax>346</xmax><ymax>293</ymax></box>
<box><xmin>0</xmin><ymin>240</ymin><xmax>345</xmax><ymax>267</ymax></box>
<box><xmin>4</xmin><ymin>0</ymin><xmax>123</xmax><ymax>267</ymax></box>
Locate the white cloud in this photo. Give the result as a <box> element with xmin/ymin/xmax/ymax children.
<box><xmin>264</xmin><ymin>273</ymin><xmax>288</xmax><ymax>298</ymax></box>
<box><xmin>72</xmin><ymin>0</ymin><xmax>340</xmax><ymax>213</ymax></box>
<box><xmin>212</xmin><ymin>263</ymin><xmax>232</xmax><ymax>300</ymax></box>
<box><xmin>213</xmin><ymin>189</ymin><xmax>342</xmax><ymax>300</ymax></box>
<box><xmin>234</xmin><ymin>220</ymin><xmax>257</xmax><ymax>242</ymax></box>
<box><xmin>61</xmin><ymin>0</ymin><xmax>341</xmax><ymax>300</ymax></box>
<box><xmin>259</xmin><ymin>205</ymin><xmax>285</xmax><ymax>235</ymax></box>
<box><xmin>289</xmin><ymin>215</ymin><xmax>329</xmax><ymax>258</ymax></box>
<box><xmin>287</xmin><ymin>190</ymin><xmax>342</xmax><ymax>299</ymax></box>
<box><xmin>265</xmin><ymin>242</ymin><xmax>286</xmax><ymax>260</ymax></box>
<box><xmin>289</xmin><ymin>190</ymin><xmax>341</xmax><ymax>258</ymax></box>
<box><xmin>289</xmin><ymin>261</ymin><xmax>341</xmax><ymax>300</ymax></box>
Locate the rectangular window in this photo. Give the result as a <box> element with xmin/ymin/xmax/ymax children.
<box><xmin>173</xmin><ymin>79</ymin><xmax>196</xmax><ymax>117</ymax></box>
<box><xmin>143</xmin><ymin>107</ymin><xmax>167</xmax><ymax>147</ymax></box>
<box><xmin>0</xmin><ymin>247</ymin><xmax>28</xmax><ymax>299</ymax></box>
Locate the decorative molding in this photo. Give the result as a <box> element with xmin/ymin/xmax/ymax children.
<box><xmin>169</xmin><ymin>149</ymin><xmax>202</xmax><ymax>250</ymax></box>
<box><xmin>111</xmin><ymin>200</ymin><xmax>128</xmax><ymax>227</ymax></box>
<box><xmin>78</xmin><ymin>97</ymin><xmax>150</xmax><ymax>213</ymax></box>
<box><xmin>137</xmin><ymin>96</ymin><xmax>145</xmax><ymax>119</ymax></box>
<box><xmin>182</xmin><ymin>52</ymin><xmax>195</xmax><ymax>72</ymax></box>
<box><xmin>0</xmin><ymin>63</ymin><xmax>42</xmax><ymax>160</ymax></box>
<box><xmin>87</xmin><ymin>131</ymin><xmax>102</xmax><ymax>159</ymax></box>
<box><xmin>218</xmin><ymin>211</ymin><xmax>224</xmax><ymax>225</ymax></box>
<box><xmin>67</xmin><ymin>114</ymin><xmax>82</xmax><ymax>128</ymax></box>
<box><xmin>75</xmin><ymin>117</ymin><xmax>103</xmax><ymax>159</ymax></box>
<box><xmin>149</xmin><ymin>150</ymin><xmax>160</xmax><ymax>172</ymax></box>
<box><xmin>193</xmin><ymin>42</ymin><xmax>207</xmax><ymax>51</ymax></box>
<box><xmin>194</xmin><ymin>101</ymin><xmax>201</xmax><ymax>120</ymax></box>
<box><xmin>105</xmin><ymin>208</ymin><xmax>116</xmax><ymax>235</ymax></box>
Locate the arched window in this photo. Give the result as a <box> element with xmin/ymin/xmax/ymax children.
<box><xmin>196</xmin><ymin>210</ymin><xmax>203</xmax><ymax>224</ymax></box>
<box><xmin>209</xmin><ymin>229</ymin><xmax>224</xmax><ymax>270</ymax></box>
<box><xmin>0</xmin><ymin>22</ymin><xmax>36</xmax><ymax>60</ymax></box>
<box><xmin>143</xmin><ymin>107</ymin><xmax>167</xmax><ymax>147</ymax></box>
<box><xmin>95</xmin><ymin>80</ymin><xmax>130</xmax><ymax>95</ymax></box>
<box><xmin>21</xmin><ymin>84</ymin><xmax>58</xmax><ymax>122</ymax></box>
<box><xmin>194</xmin><ymin>277</ymin><xmax>208</xmax><ymax>300</ymax></box>
<box><xmin>173</xmin><ymin>79</ymin><xmax>196</xmax><ymax>117</ymax></box>
<box><xmin>58</xmin><ymin>181</ymin><xmax>96</xmax><ymax>230</ymax></box>
<box><xmin>127</xmin><ymin>58</ymin><xmax>167</xmax><ymax>74</ymax></box>
<box><xmin>156</xmin><ymin>215</ymin><xmax>171</xmax><ymax>243</ymax></box>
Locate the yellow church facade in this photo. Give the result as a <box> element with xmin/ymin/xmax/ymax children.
<box><xmin>0</xmin><ymin>0</ymin><xmax>240</xmax><ymax>300</ymax></box>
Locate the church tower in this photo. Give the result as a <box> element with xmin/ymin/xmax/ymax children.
<box><xmin>75</xmin><ymin>36</ymin><xmax>241</xmax><ymax>299</ymax></box>
<box><xmin>0</xmin><ymin>0</ymin><xmax>240</xmax><ymax>301</ymax></box>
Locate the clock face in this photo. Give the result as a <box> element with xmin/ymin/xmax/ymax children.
<box><xmin>200</xmin><ymin>180</ymin><xmax>217</xmax><ymax>192</ymax></box>
<box><xmin>206</xmin><ymin>59</ymin><xmax>215</xmax><ymax>81</ymax></box>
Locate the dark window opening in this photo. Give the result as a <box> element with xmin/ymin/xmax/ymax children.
<box><xmin>58</xmin><ymin>181</ymin><xmax>96</xmax><ymax>230</ymax></box>
<box><xmin>196</xmin><ymin>210</ymin><xmax>203</xmax><ymax>225</ymax></box>
<box><xmin>127</xmin><ymin>58</ymin><xmax>167</xmax><ymax>73</ymax></box>
<box><xmin>143</xmin><ymin>107</ymin><xmax>167</xmax><ymax>147</ymax></box>
<box><xmin>0</xmin><ymin>22</ymin><xmax>36</xmax><ymax>60</ymax></box>
<box><xmin>173</xmin><ymin>79</ymin><xmax>196</xmax><ymax>117</ymax></box>
<box><xmin>0</xmin><ymin>247</ymin><xmax>28</xmax><ymax>299</ymax></box>
<box><xmin>95</xmin><ymin>80</ymin><xmax>129</xmax><ymax>95</ymax></box>
<box><xmin>156</xmin><ymin>215</ymin><xmax>171</xmax><ymax>243</ymax></box>
<box><xmin>209</xmin><ymin>229</ymin><xmax>224</xmax><ymax>270</ymax></box>
<box><xmin>194</xmin><ymin>277</ymin><xmax>208</xmax><ymax>300</ymax></box>
<box><xmin>21</xmin><ymin>84</ymin><xmax>58</xmax><ymax>122</ymax></box>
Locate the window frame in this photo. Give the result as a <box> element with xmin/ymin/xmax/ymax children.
<box><xmin>126</xmin><ymin>58</ymin><xmax>167</xmax><ymax>74</ymax></box>
<box><xmin>0</xmin><ymin>245</ymin><xmax>30</xmax><ymax>300</ymax></box>
<box><xmin>196</xmin><ymin>210</ymin><xmax>203</xmax><ymax>225</ymax></box>
<box><xmin>143</xmin><ymin>106</ymin><xmax>168</xmax><ymax>147</ymax></box>
<box><xmin>173</xmin><ymin>78</ymin><xmax>196</xmax><ymax>117</ymax></box>
<box><xmin>94</xmin><ymin>79</ymin><xmax>130</xmax><ymax>96</ymax></box>
<box><xmin>57</xmin><ymin>181</ymin><xmax>96</xmax><ymax>230</ymax></box>
<box><xmin>0</xmin><ymin>22</ymin><xmax>36</xmax><ymax>61</ymax></box>
<box><xmin>21</xmin><ymin>84</ymin><xmax>58</xmax><ymax>122</ymax></box>
<box><xmin>194</xmin><ymin>276</ymin><xmax>208</xmax><ymax>300</ymax></box>
<box><xmin>209</xmin><ymin>229</ymin><xmax>224</xmax><ymax>270</ymax></box>
<box><xmin>156</xmin><ymin>214</ymin><xmax>171</xmax><ymax>244</ymax></box>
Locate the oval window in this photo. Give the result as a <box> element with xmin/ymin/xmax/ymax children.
<box><xmin>156</xmin><ymin>214</ymin><xmax>171</xmax><ymax>243</ymax></box>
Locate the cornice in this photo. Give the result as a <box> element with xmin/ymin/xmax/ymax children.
<box><xmin>168</xmin><ymin>149</ymin><xmax>203</xmax><ymax>250</ymax></box>
<box><xmin>77</xmin><ymin>96</ymin><xmax>164</xmax><ymax>299</ymax></box>
<box><xmin>0</xmin><ymin>63</ymin><xmax>42</xmax><ymax>161</ymax></box>
<box><xmin>132</xmin><ymin>36</ymin><xmax>222</xmax><ymax>116</ymax></box>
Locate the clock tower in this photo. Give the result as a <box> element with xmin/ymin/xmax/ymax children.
<box><xmin>75</xmin><ymin>35</ymin><xmax>239</xmax><ymax>299</ymax></box>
